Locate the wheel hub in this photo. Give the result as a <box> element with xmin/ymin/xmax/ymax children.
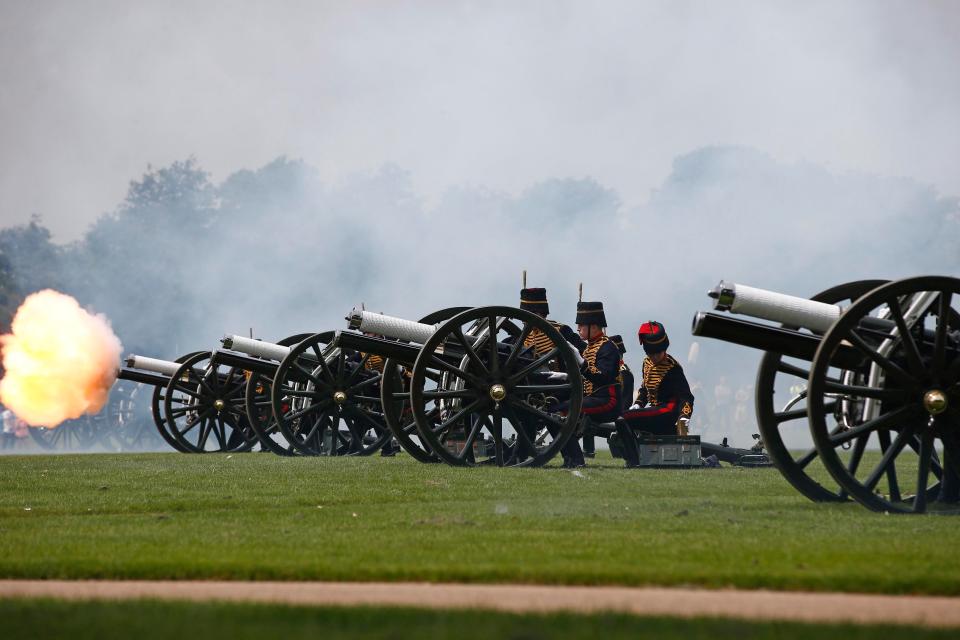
<box><xmin>333</xmin><ymin>391</ymin><xmax>347</xmax><ymax>405</ymax></box>
<box><xmin>489</xmin><ymin>384</ymin><xmax>507</xmax><ymax>402</ymax></box>
<box><xmin>213</xmin><ymin>399</ymin><xmax>225</xmax><ymax>411</ymax></box>
<box><xmin>923</xmin><ymin>389</ymin><xmax>948</xmax><ymax>415</ymax></box>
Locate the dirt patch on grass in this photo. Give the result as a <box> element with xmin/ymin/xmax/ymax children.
<box><xmin>1</xmin><ymin>580</ymin><xmax>958</xmax><ymax>628</ymax></box>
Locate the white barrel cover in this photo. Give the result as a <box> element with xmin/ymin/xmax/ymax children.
<box><xmin>125</xmin><ymin>355</ymin><xmax>181</xmax><ymax>377</ymax></box>
<box><xmin>728</xmin><ymin>283</ymin><xmax>840</xmax><ymax>332</ymax></box>
<box><xmin>225</xmin><ymin>335</ymin><xmax>291</xmax><ymax>361</ymax></box>
<box><xmin>355</xmin><ymin>311</ymin><xmax>437</xmax><ymax>344</ymax></box>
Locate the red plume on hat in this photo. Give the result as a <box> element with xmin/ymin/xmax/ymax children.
<box><xmin>638</xmin><ymin>321</ymin><xmax>669</xmax><ymax>355</ymax></box>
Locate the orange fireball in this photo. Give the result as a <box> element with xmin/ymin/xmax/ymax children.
<box><xmin>0</xmin><ymin>290</ymin><xmax>122</xmax><ymax>427</ymax></box>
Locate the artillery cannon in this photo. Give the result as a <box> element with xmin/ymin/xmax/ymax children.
<box><xmin>218</xmin><ymin>332</ymin><xmax>392</xmax><ymax>457</ymax></box>
<box><xmin>329</xmin><ymin>305</ymin><xmax>585</xmax><ymax>467</ymax></box>
<box><xmin>692</xmin><ymin>275</ymin><xmax>960</xmax><ymax>513</ymax></box>
<box><xmin>118</xmin><ymin>353</ymin><xmax>256</xmax><ymax>453</ymax></box>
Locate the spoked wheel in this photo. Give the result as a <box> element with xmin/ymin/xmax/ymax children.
<box><xmin>380</xmin><ymin>307</ymin><xmax>470</xmax><ymax>463</ymax></box>
<box><xmin>164</xmin><ymin>352</ymin><xmax>256</xmax><ymax>453</ymax></box>
<box><xmin>244</xmin><ymin>333</ymin><xmax>314</xmax><ymax>456</ymax></box>
<box><xmin>809</xmin><ymin>276</ymin><xmax>960</xmax><ymax>513</ymax></box>
<box><xmin>272</xmin><ymin>331</ymin><xmax>391</xmax><ymax>456</ymax></box>
<box><xmin>410</xmin><ymin>306</ymin><xmax>583</xmax><ymax>467</ymax></box>
<box><xmin>28</xmin><ymin>417</ymin><xmax>100</xmax><ymax>451</ymax></box>
<box><xmin>96</xmin><ymin>381</ymin><xmax>159</xmax><ymax>451</ymax></box>
<box><xmin>756</xmin><ymin>280</ymin><xmax>887</xmax><ymax>502</ymax></box>
<box><xmin>151</xmin><ymin>351</ymin><xmax>205</xmax><ymax>452</ymax></box>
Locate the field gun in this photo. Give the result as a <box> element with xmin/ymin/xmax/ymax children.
<box><xmin>325</xmin><ymin>305</ymin><xmax>585</xmax><ymax>467</ymax></box>
<box><xmin>692</xmin><ymin>275</ymin><xmax>960</xmax><ymax>513</ymax></box>
<box><xmin>117</xmin><ymin>352</ymin><xmax>256</xmax><ymax>453</ymax></box>
<box><xmin>218</xmin><ymin>332</ymin><xmax>392</xmax><ymax>457</ymax></box>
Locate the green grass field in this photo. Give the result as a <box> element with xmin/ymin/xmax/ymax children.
<box><xmin>3</xmin><ymin>599</ymin><xmax>957</xmax><ymax>640</ymax></box>
<box><xmin>1</xmin><ymin>451</ymin><xmax>958</xmax><ymax>595</ymax></box>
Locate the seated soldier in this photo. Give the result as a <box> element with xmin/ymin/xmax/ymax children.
<box><xmin>552</xmin><ymin>301</ymin><xmax>622</xmax><ymax>468</ymax></box>
<box><xmin>584</xmin><ymin>333</ymin><xmax>632</xmax><ymax>458</ymax></box>
<box><xmin>617</xmin><ymin>321</ymin><xmax>695</xmax><ymax>468</ymax></box>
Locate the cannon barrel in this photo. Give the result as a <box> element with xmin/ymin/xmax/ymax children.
<box><xmin>116</xmin><ymin>368</ymin><xmax>170</xmax><ymax>386</ymax></box>
<box><xmin>709</xmin><ymin>281</ymin><xmax>842</xmax><ymax>332</ymax></box>
<box><xmin>335</xmin><ymin>330</ymin><xmax>435</xmax><ymax>367</ymax></box>
<box><xmin>691</xmin><ymin>312</ymin><xmax>863</xmax><ymax>369</ymax></box>
<box><xmin>124</xmin><ymin>355</ymin><xmax>181</xmax><ymax>377</ymax></box>
<box><xmin>213</xmin><ymin>350</ymin><xmax>280</xmax><ymax>377</ymax></box>
<box><xmin>221</xmin><ymin>335</ymin><xmax>292</xmax><ymax>361</ymax></box>
<box><xmin>346</xmin><ymin>309</ymin><xmax>438</xmax><ymax>344</ymax></box>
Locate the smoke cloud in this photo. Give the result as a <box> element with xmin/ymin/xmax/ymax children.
<box><xmin>0</xmin><ymin>290</ymin><xmax>122</xmax><ymax>427</ymax></box>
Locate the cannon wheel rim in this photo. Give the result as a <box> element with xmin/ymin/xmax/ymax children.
<box><xmin>756</xmin><ymin>279</ymin><xmax>888</xmax><ymax>502</ymax></box>
<box><xmin>409</xmin><ymin>305</ymin><xmax>583</xmax><ymax>468</ymax></box>
<box><xmin>244</xmin><ymin>333</ymin><xmax>316</xmax><ymax>456</ymax></box>
<box><xmin>164</xmin><ymin>352</ymin><xmax>255</xmax><ymax>453</ymax></box>
<box><xmin>380</xmin><ymin>307</ymin><xmax>471</xmax><ymax>463</ymax></box>
<box><xmin>271</xmin><ymin>331</ymin><xmax>391</xmax><ymax>456</ymax></box>
<box><xmin>808</xmin><ymin>276</ymin><xmax>960</xmax><ymax>514</ymax></box>
<box><xmin>150</xmin><ymin>351</ymin><xmax>205</xmax><ymax>453</ymax></box>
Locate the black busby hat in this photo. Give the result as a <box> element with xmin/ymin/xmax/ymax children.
<box><xmin>609</xmin><ymin>334</ymin><xmax>626</xmax><ymax>354</ymax></box>
<box><xmin>576</xmin><ymin>301</ymin><xmax>607</xmax><ymax>327</ymax></box>
<box><xmin>638</xmin><ymin>321</ymin><xmax>669</xmax><ymax>355</ymax></box>
<box><xmin>520</xmin><ymin>288</ymin><xmax>549</xmax><ymax>315</ymax></box>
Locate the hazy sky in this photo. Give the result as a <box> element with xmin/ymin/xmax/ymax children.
<box><xmin>1</xmin><ymin>1</ymin><xmax>958</xmax><ymax>241</ymax></box>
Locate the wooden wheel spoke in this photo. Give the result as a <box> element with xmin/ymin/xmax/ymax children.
<box><xmin>830</xmin><ymin>405</ymin><xmax>918</xmax><ymax>446</ymax></box>
<box><xmin>488</xmin><ymin>314</ymin><xmax>500</xmax><ymax>377</ymax></box>
<box><xmin>507</xmin><ymin>348</ymin><xmax>560</xmax><ymax>385</ymax></box>
<box><xmin>284</xmin><ymin>399</ymin><xmax>329</xmax><ymax>422</ymax></box>
<box><xmin>213</xmin><ymin>417</ymin><xmax>228</xmax><ymax>450</ymax></box>
<box><xmin>309</xmin><ymin>344</ymin><xmax>336</xmax><ymax>385</ymax></box>
<box><xmin>887</xmin><ymin>299</ymin><xmax>927</xmax><ymax>377</ymax></box>
<box><xmin>452</xmin><ymin>325</ymin><xmax>490</xmax><ymax>377</ymax></box>
<box><xmin>503</xmin><ymin>403</ymin><xmax>537</xmax><ymax>456</ymax></box>
<box><xmin>347</xmin><ymin>374</ymin><xmax>381</xmax><ymax>394</ymax></box>
<box><xmin>293</xmin><ymin>363</ymin><xmax>324</xmax><ymax>388</ymax></box>
<box><xmin>877</xmin><ymin>430</ymin><xmax>901</xmax><ymax>503</ymax></box>
<box><xmin>914</xmin><ymin>429</ymin><xmax>935</xmax><ymax>513</ymax></box>
<box><xmin>846</xmin><ymin>434</ymin><xmax>869</xmax><ymax>476</ymax></box>
<box><xmin>821</xmin><ymin>380</ymin><xmax>902</xmax><ymax>402</ymax></box>
<box><xmin>504</xmin><ymin>323</ymin><xmax>535</xmax><ymax>371</ymax></box>
<box><xmin>492</xmin><ymin>405</ymin><xmax>504</xmax><ymax>465</ymax></box>
<box><xmin>280</xmin><ymin>386</ymin><xmax>321</xmax><ymax>399</ymax></box>
<box><xmin>933</xmin><ymin>291</ymin><xmax>953</xmax><ymax>378</ymax></box>
<box><xmin>795</xmin><ymin>446</ymin><xmax>818</xmax><ymax>470</ymax></box>
<box><xmin>507</xmin><ymin>397</ymin><xmax>566</xmax><ymax>433</ymax></box>
<box><xmin>344</xmin><ymin>352</ymin><xmax>372</xmax><ymax>386</ymax></box>
<box><xmin>435</xmin><ymin>397</ymin><xmax>488</xmax><ymax>433</ymax></box>
<box><xmin>428</xmin><ymin>355</ymin><xmax>486</xmax><ymax>389</ymax></box>
<box><xmin>864</xmin><ymin>425</ymin><xmax>914</xmax><ymax>492</ymax></box>
<box><xmin>455</xmin><ymin>416</ymin><xmax>485</xmax><ymax>461</ymax></box>
<box><xmin>845</xmin><ymin>329</ymin><xmax>916</xmax><ymax>388</ymax></box>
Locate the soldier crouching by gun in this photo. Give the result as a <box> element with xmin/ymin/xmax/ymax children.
<box><xmin>616</xmin><ymin>321</ymin><xmax>695</xmax><ymax>469</ymax></box>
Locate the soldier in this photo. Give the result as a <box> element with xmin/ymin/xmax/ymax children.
<box><xmin>553</xmin><ymin>301</ymin><xmax>622</xmax><ymax>468</ymax></box>
<box><xmin>617</xmin><ymin>321</ymin><xmax>694</xmax><ymax>468</ymax></box>
<box><xmin>519</xmin><ymin>287</ymin><xmax>585</xmax><ymax>353</ymax></box>
<box><xmin>583</xmin><ymin>333</ymin><xmax>632</xmax><ymax>458</ymax></box>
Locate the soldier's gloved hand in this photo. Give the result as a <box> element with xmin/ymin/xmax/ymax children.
<box><xmin>628</xmin><ymin>403</ymin><xmax>641</xmax><ymax>411</ymax></box>
<box><xmin>545</xmin><ymin>372</ymin><xmax>568</xmax><ymax>382</ymax></box>
<box><xmin>675</xmin><ymin>417</ymin><xmax>690</xmax><ymax>436</ymax></box>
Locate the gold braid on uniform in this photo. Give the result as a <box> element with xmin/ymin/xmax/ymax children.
<box><xmin>581</xmin><ymin>335</ymin><xmax>622</xmax><ymax>396</ymax></box>
<box><xmin>363</xmin><ymin>353</ymin><xmax>385</xmax><ymax>373</ymax></box>
<box><xmin>523</xmin><ymin>320</ymin><xmax>564</xmax><ymax>358</ymax></box>
<box><xmin>638</xmin><ymin>355</ymin><xmax>692</xmax><ymax>418</ymax></box>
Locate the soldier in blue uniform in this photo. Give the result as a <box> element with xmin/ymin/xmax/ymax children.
<box><xmin>617</xmin><ymin>321</ymin><xmax>695</xmax><ymax>468</ymax></box>
<box><xmin>552</xmin><ymin>301</ymin><xmax>622</xmax><ymax>468</ymax></box>
<box><xmin>519</xmin><ymin>287</ymin><xmax>585</xmax><ymax>353</ymax></box>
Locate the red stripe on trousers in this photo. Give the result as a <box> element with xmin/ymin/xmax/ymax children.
<box><xmin>582</xmin><ymin>385</ymin><xmax>619</xmax><ymax>415</ymax></box>
<box><xmin>623</xmin><ymin>400</ymin><xmax>676</xmax><ymax>419</ymax></box>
